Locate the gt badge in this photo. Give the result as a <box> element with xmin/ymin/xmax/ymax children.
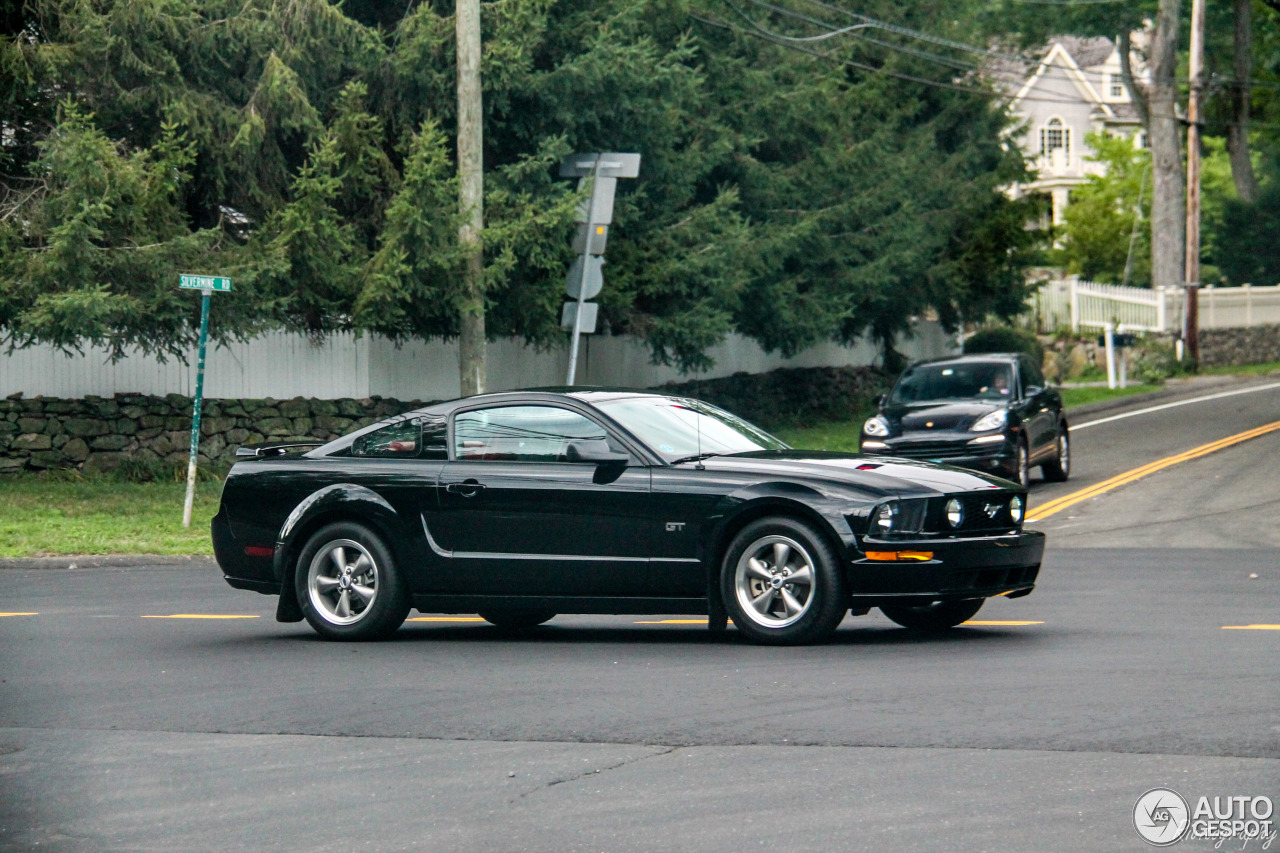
<box><xmin>665</xmin><ymin>522</ymin><xmax>686</xmax><ymax>532</ymax></box>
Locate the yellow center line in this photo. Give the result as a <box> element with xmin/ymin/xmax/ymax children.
<box><xmin>1027</xmin><ymin>419</ymin><xmax>1280</xmax><ymax>522</ymax></box>
<box><xmin>141</xmin><ymin>614</ymin><xmax>260</xmax><ymax>619</ymax></box>
<box><xmin>0</xmin><ymin>612</ymin><xmax>38</xmax><ymax>617</ymax></box>
<box><xmin>406</xmin><ymin>616</ymin><xmax>486</xmax><ymax>622</ymax></box>
<box><xmin>635</xmin><ymin>619</ymin><xmax>710</xmax><ymax>624</ymax></box>
<box><xmin>1222</xmin><ymin>625</ymin><xmax>1280</xmax><ymax>630</ymax></box>
<box><xmin>962</xmin><ymin>620</ymin><xmax>1044</xmax><ymax>626</ymax></box>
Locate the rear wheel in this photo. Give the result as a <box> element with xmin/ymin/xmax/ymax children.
<box><xmin>880</xmin><ymin>598</ymin><xmax>983</xmax><ymax>631</ymax></box>
<box><xmin>1041</xmin><ymin>428</ymin><xmax>1070</xmax><ymax>482</ymax></box>
<box><xmin>720</xmin><ymin>516</ymin><xmax>847</xmax><ymax>645</ymax></box>
<box><xmin>477</xmin><ymin>609</ymin><xmax>556</xmax><ymax>629</ymax></box>
<box><xmin>294</xmin><ymin>521</ymin><xmax>409</xmax><ymax>641</ymax></box>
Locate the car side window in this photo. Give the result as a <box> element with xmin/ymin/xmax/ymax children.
<box><xmin>1020</xmin><ymin>357</ymin><xmax>1045</xmax><ymax>394</ymax></box>
<box><xmin>453</xmin><ymin>405</ymin><xmax>608</xmax><ymax>462</ymax></box>
<box><xmin>352</xmin><ymin>418</ymin><xmax>431</xmax><ymax>459</ymax></box>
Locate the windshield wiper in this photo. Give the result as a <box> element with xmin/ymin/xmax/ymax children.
<box><xmin>669</xmin><ymin>452</ymin><xmax>725</xmax><ymax>465</ymax></box>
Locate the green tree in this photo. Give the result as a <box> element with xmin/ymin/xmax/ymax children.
<box><xmin>1060</xmin><ymin>133</ymin><xmax>1152</xmax><ymax>286</ymax></box>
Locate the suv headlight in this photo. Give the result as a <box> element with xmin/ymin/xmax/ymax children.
<box><xmin>971</xmin><ymin>410</ymin><xmax>1007</xmax><ymax>432</ymax></box>
<box><xmin>863</xmin><ymin>416</ymin><xmax>890</xmax><ymax>437</ymax></box>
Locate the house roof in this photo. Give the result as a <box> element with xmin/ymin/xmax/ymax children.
<box><xmin>1054</xmin><ymin>35</ymin><xmax>1115</xmax><ymax>70</ymax></box>
<box><xmin>1012</xmin><ymin>41</ymin><xmax>1112</xmax><ymax>118</ymax></box>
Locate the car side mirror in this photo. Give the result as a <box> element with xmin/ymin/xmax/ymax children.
<box><xmin>1025</xmin><ymin>385</ymin><xmax>1043</xmax><ymax>397</ymax></box>
<box><xmin>872</xmin><ymin>394</ymin><xmax>885</xmax><ymax>407</ymax></box>
<box><xmin>565</xmin><ymin>439</ymin><xmax>628</xmax><ymax>465</ymax></box>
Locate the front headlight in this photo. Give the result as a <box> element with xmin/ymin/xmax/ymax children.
<box><xmin>1009</xmin><ymin>495</ymin><xmax>1024</xmax><ymax>523</ymax></box>
<box><xmin>863</xmin><ymin>416</ymin><xmax>890</xmax><ymax>437</ymax></box>
<box><xmin>875</xmin><ymin>501</ymin><xmax>898</xmax><ymax>534</ymax></box>
<box><xmin>971</xmin><ymin>409</ymin><xmax>1007</xmax><ymax>432</ymax></box>
<box><xmin>945</xmin><ymin>498</ymin><xmax>964</xmax><ymax>528</ymax></box>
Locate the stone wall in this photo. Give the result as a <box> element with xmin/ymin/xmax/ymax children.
<box><xmin>0</xmin><ymin>394</ymin><xmax>426</xmax><ymax>475</ymax></box>
<box><xmin>1198</xmin><ymin>324</ymin><xmax>1280</xmax><ymax>368</ymax></box>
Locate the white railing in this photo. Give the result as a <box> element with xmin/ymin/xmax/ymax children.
<box><xmin>1032</xmin><ymin>278</ymin><xmax>1280</xmax><ymax>334</ymax></box>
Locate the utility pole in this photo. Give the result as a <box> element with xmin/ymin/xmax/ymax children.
<box><xmin>1148</xmin><ymin>0</ymin><xmax>1185</xmax><ymax>317</ymax></box>
<box><xmin>456</xmin><ymin>0</ymin><xmax>485</xmax><ymax>396</ymax></box>
<box><xmin>1184</xmin><ymin>0</ymin><xmax>1205</xmax><ymax>362</ymax></box>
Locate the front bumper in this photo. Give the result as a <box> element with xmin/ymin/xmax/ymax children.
<box><xmin>860</xmin><ymin>438</ymin><xmax>1017</xmax><ymax>477</ymax></box>
<box><xmin>845</xmin><ymin>530</ymin><xmax>1045</xmax><ymax>604</ymax></box>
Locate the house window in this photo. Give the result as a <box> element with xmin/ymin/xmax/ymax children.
<box><xmin>1110</xmin><ymin>75</ymin><xmax>1125</xmax><ymax>98</ymax></box>
<box><xmin>1040</xmin><ymin>118</ymin><xmax>1070</xmax><ymax>161</ymax></box>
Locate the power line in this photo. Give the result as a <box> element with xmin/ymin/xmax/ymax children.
<box><xmin>753</xmin><ymin>0</ymin><xmax>1280</xmax><ymax>93</ymax></box>
<box><xmin>692</xmin><ymin>10</ymin><xmax>1280</xmax><ymax>132</ymax></box>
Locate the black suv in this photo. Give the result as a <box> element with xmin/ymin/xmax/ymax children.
<box><xmin>859</xmin><ymin>353</ymin><xmax>1069</xmax><ymax>487</ymax></box>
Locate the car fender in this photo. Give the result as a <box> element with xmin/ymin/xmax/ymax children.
<box><xmin>272</xmin><ymin>483</ymin><xmax>408</xmax><ymax>583</ymax></box>
<box><xmin>703</xmin><ymin>481</ymin><xmax>856</xmax><ymax>566</ymax></box>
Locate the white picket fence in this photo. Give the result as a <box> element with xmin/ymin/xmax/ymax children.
<box><xmin>1031</xmin><ymin>278</ymin><xmax>1280</xmax><ymax>333</ymax></box>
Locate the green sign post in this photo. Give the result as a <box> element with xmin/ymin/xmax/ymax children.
<box><xmin>180</xmin><ymin>274</ymin><xmax>232</xmax><ymax>528</ymax></box>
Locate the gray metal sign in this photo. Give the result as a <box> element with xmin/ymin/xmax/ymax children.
<box><xmin>559</xmin><ymin>153</ymin><xmax>642</xmax><ymax>179</ymax></box>
<box><xmin>560</xmin><ymin>301</ymin><xmax>598</xmax><ymax>334</ymax></box>
<box><xmin>565</xmin><ymin>255</ymin><xmax>604</xmax><ymax>300</ymax></box>
<box><xmin>573</xmin><ymin>224</ymin><xmax>609</xmax><ymax>255</ymax></box>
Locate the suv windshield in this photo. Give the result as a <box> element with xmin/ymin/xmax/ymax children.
<box><xmin>595</xmin><ymin>396</ymin><xmax>788</xmax><ymax>461</ymax></box>
<box><xmin>889</xmin><ymin>362</ymin><xmax>1013</xmax><ymax>404</ymax></box>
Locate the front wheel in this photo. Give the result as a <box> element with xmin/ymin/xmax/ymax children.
<box><xmin>1013</xmin><ymin>439</ymin><xmax>1031</xmax><ymax>488</ymax></box>
<box><xmin>1041</xmin><ymin>429</ymin><xmax>1070</xmax><ymax>482</ymax></box>
<box><xmin>477</xmin><ymin>609</ymin><xmax>556</xmax><ymax>629</ymax></box>
<box><xmin>880</xmin><ymin>599</ymin><xmax>983</xmax><ymax>631</ymax></box>
<box><xmin>720</xmin><ymin>517</ymin><xmax>847</xmax><ymax>645</ymax></box>
<box><xmin>294</xmin><ymin>521</ymin><xmax>410</xmax><ymax>641</ymax></box>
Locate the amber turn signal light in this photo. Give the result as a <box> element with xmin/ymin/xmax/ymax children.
<box><xmin>865</xmin><ymin>550</ymin><xmax>933</xmax><ymax>562</ymax></box>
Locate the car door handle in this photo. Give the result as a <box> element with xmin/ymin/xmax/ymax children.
<box><xmin>445</xmin><ymin>480</ymin><xmax>486</xmax><ymax>497</ymax></box>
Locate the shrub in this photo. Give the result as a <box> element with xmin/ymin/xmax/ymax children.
<box><xmin>656</xmin><ymin>365</ymin><xmax>891</xmax><ymax>430</ymax></box>
<box><xmin>964</xmin><ymin>325</ymin><xmax>1044</xmax><ymax>364</ymax></box>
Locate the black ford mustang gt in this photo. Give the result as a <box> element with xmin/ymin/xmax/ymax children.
<box><xmin>213</xmin><ymin>389</ymin><xmax>1045</xmax><ymax>645</ymax></box>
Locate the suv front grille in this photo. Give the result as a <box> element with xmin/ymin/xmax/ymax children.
<box><xmin>884</xmin><ymin>440</ymin><xmax>973</xmax><ymax>460</ymax></box>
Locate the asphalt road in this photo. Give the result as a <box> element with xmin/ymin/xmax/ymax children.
<box><xmin>2</xmin><ymin>377</ymin><xmax>1279</xmax><ymax>852</ymax></box>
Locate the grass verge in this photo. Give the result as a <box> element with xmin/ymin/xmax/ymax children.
<box><xmin>1057</xmin><ymin>383</ymin><xmax>1161</xmax><ymax>409</ymax></box>
<box><xmin>0</xmin><ymin>475</ymin><xmax>221</xmax><ymax>557</ymax></box>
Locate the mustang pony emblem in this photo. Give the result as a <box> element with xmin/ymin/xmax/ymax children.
<box><xmin>984</xmin><ymin>503</ymin><xmax>1000</xmax><ymax>518</ymax></box>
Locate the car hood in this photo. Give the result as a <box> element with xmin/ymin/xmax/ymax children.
<box><xmin>701</xmin><ymin>450</ymin><xmax>1010</xmax><ymax>496</ymax></box>
<box><xmin>883</xmin><ymin>401</ymin><xmax>1004</xmax><ymax>433</ymax></box>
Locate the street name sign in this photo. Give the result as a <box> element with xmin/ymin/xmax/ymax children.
<box><xmin>179</xmin><ymin>274</ymin><xmax>233</xmax><ymax>292</ymax></box>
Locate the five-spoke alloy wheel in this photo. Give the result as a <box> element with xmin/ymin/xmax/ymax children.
<box><xmin>721</xmin><ymin>517</ymin><xmax>847</xmax><ymax>645</ymax></box>
<box><xmin>295</xmin><ymin>521</ymin><xmax>409</xmax><ymax>641</ymax></box>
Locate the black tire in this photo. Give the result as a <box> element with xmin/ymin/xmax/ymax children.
<box><xmin>1041</xmin><ymin>427</ymin><xmax>1070</xmax><ymax>482</ymax></box>
<box><xmin>477</xmin><ymin>609</ymin><xmax>556</xmax><ymax>629</ymax></box>
<box><xmin>880</xmin><ymin>598</ymin><xmax>984</xmax><ymax>631</ymax></box>
<box><xmin>719</xmin><ymin>516</ymin><xmax>847</xmax><ymax>645</ymax></box>
<box><xmin>1014</xmin><ymin>438</ymin><xmax>1031</xmax><ymax>488</ymax></box>
<box><xmin>294</xmin><ymin>521</ymin><xmax>410</xmax><ymax>641</ymax></box>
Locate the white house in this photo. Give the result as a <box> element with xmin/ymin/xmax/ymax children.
<box><xmin>1005</xmin><ymin>36</ymin><xmax>1146</xmax><ymax>227</ymax></box>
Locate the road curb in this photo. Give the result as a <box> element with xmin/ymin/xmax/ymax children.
<box><xmin>0</xmin><ymin>554</ymin><xmax>217</xmax><ymax>570</ymax></box>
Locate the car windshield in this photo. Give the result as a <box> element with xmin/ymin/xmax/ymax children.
<box><xmin>889</xmin><ymin>362</ymin><xmax>1013</xmax><ymax>404</ymax></box>
<box><xmin>594</xmin><ymin>396</ymin><xmax>789</xmax><ymax>461</ymax></box>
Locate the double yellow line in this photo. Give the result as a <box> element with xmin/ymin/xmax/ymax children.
<box><xmin>1027</xmin><ymin>419</ymin><xmax>1280</xmax><ymax>522</ymax></box>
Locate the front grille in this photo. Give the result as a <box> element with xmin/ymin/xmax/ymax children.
<box><xmin>943</xmin><ymin>564</ymin><xmax>1040</xmax><ymax>593</ymax></box>
<box><xmin>927</xmin><ymin>492</ymin><xmax>1021</xmax><ymax>535</ymax></box>
<box><xmin>886</xmin><ymin>440</ymin><xmax>973</xmax><ymax>460</ymax></box>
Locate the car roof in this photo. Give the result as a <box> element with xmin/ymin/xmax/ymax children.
<box><xmin>910</xmin><ymin>353</ymin><xmax>1022</xmax><ymax>368</ymax></box>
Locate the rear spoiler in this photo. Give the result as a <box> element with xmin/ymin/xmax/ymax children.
<box><xmin>235</xmin><ymin>441</ymin><xmax>325</xmax><ymax>458</ymax></box>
